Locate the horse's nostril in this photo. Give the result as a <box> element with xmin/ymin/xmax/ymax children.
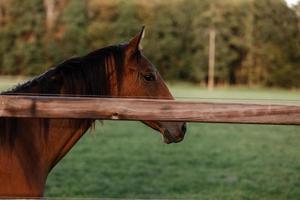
<box><xmin>181</xmin><ymin>123</ymin><xmax>187</xmax><ymax>134</ymax></box>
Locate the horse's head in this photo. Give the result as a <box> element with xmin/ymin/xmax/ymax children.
<box><xmin>118</xmin><ymin>27</ymin><xmax>187</xmax><ymax>144</ymax></box>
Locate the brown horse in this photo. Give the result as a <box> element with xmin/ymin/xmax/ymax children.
<box><xmin>0</xmin><ymin>27</ymin><xmax>186</xmax><ymax>197</ymax></box>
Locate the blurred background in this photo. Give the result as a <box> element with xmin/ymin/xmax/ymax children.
<box><xmin>0</xmin><ymin>0</ymin><xmax>299</xmax><ymax>89</ymax></box>
<box><xmin>0</xmin><ymin>0</ymin><xmax>300</xmax><ymax>199</ymax></box>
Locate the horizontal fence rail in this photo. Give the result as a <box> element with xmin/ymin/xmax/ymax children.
<box><xmin>0</xmin><ymin>95</ymin><xmax>300</xmax><ymax>125</ymax></box>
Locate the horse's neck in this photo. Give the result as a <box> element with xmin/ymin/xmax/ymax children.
<box><xmin>0</xmin><ymin>118</ymin><xmax>93</xmax><ymax>196</ymax></box>
<box><xmin>16</xmin><ymin>77</ymin><xmax>97</xmax><ymax>168</ymax></box>
<box><xmin>45</xmin><ymin>119</ymin><xmax>93</xmax><ymax>169</ymax></box>
<box><xmin>0</xmin><ymin>81</ymin><xmax>96</xmax><ymax>196</ymax></box>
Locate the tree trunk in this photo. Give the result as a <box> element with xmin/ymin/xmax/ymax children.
<box><xmin>43</xmin><ymin>0</ymin><xmax>68</xmax><ymax>32</ymax></box>
<box><xmin>0</xmin><ymin>0</ymin><xmax>9</xmax><ymax>27</ymax></box>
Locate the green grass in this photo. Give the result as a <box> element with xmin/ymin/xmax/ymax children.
<box><xmin>0</xmin><ymin>77</ymin><xmax>300</xmax><ymax>199</ymax></box>
<box><xmin>0</xmin><ymin>76</ymin><xmax>28</xmax><ymax>92</ymax></box>
<box><xmin>44</xmin><ymin>122</ymin><xmax>300</xmax><ymax>199</ymax></box>
<box><xmin>169</xmin><ymin>82</ymin><xmax>300</xmax><ymax>102</ymax></box>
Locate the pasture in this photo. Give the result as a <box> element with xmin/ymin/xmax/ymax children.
<box><xmin>1</xmin><ymin>78</ymin><xmax>299</xmax><ymax>199</ymax></box>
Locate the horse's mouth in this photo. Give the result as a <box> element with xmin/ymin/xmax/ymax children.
<box><xmin>162</xmin><ymin>129</ymin><xmax>184</xmax><ymax>144</ymax></box>
<box><xmin>163</xmin><ymin>137</ymin><xmax>184</xmax><ymax>144</ymax></box>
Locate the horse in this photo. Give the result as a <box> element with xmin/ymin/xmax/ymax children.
<box><xmin>0</xmin><ymin>27</ymin><xmax>187</xmax><ymax>197</ymax></box>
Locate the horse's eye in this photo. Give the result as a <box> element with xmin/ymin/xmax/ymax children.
<box><xmin>143</xmin><ymin>74</ymin><xmax>156</xmax><ymax>81</ymax></box>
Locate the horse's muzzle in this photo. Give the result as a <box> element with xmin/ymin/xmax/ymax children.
<box><xmin>163</xmin><ymin>123</ymin><xmax>187</xmax><ymax>144</ymax></box>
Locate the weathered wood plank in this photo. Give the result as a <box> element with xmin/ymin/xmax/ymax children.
<box><xmin>0</xmin><ymin>95</ymin><xmax>300</xmax><ymax>125</ymax></box>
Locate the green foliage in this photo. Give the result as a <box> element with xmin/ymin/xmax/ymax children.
<box><xmin>60</xmin><ymin>0</ymin><xmax>88</xmax><ymax>57</ymax></box>
<box><xmin>0</xmin><ymin>0</ymin><xmax>45</xmax><ymax>75</ymax></box>
<box><xmin>252</xmin><ymin>0</ymin><xmax>300</xmax><ymax>87</ymax></box>
<box><xmin>0</xmin><ymin>0</ymin><xmax>299</xmax><ymax>88</ymax></box>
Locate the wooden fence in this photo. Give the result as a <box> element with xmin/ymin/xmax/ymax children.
<box><xmin>0</xmin><ymin>95</ymin><xmax>300</xmax><ymax>125</ymax></box>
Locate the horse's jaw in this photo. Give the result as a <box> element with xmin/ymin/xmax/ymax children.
<box><xmin>142</xmin><ymin>120</ymin><xmax>186</xmax><ymax>144</ymax></box>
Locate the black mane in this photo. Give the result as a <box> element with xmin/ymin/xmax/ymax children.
<box><xmin>2</xmin><ymin>44</ymin><xmax>125</xmax><ymax>96</ymax></box>
<box><xmin>0</xmin><ymin>44</ymin><xmax>126</xmax><ymax>146</ymax></box>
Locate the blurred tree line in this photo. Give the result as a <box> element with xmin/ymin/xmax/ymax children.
<box><xmin>0</xmin><ymin>0</ymin><xmax>299</xmax><ymax>88</ymax></box>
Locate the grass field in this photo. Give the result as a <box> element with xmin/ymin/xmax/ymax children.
<box><xmin>1</xmin><ymin>77</ymin><xmax>300</xmax><ymax>199</ymax></box>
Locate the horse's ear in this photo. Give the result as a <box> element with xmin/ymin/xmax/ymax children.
<box><xmin>127</xmin><ymin>26</ymin><xmax>145</xmax><ymax>54</ymax></box>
